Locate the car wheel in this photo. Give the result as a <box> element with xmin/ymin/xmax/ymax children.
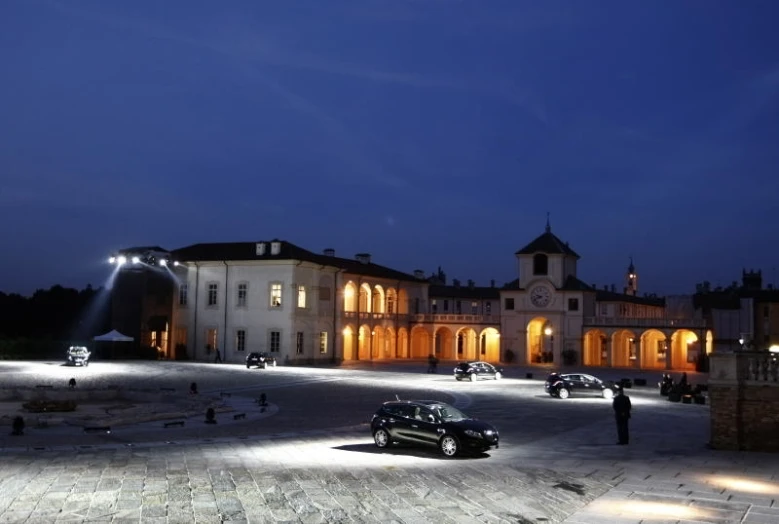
<box><xmin>373</xmin><ymin>428</ymin><xmax>390</xmax><ymax>448</ymax></box>
<box><xmin>558</xmin><ymin>388</ymin><xmax>570</xmax><ymax>399</ymax></box>
<box><xmin>246</xmin><ymin>364</ymin><xmax>250</xmax><ymax>369</ymax></box>
<box><xmin>439</xmin><ymin>435</ymin><xmax>460</xmax><ymax>457</ymax></box>
<box><xmin>271</xmin><ymin>361</ymin><xmax>277</xmax><ymax>367</ymax></box>
<box><xmin>469</xmin><ymin>374</ymin><xmax>475</xmax><ymax>382</ymax></box>
<box><xmin>494</xmin><ymin>372</ymin><xmax>502</xmax><ymax>380</ymax></box>
<box><xmin>602</xmin><ymin>389</ymin><xmax>615</xmax><ymax>400</ymax></box>
<box><xmin>455</xmin><ymin>377</ymin><xmax>461</xmax><ymax>381</ymax></box>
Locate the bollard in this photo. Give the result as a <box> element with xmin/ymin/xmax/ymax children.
<box><xmin>205</xmin><ymin>407</ymin><xmax>216</xmax><ymax>424</ymax></box>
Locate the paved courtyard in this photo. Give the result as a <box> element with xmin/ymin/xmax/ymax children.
<box><xmin>0</xmin><ymin>360</ymin><xmax>778</xmax><ymax>523</ymax></box>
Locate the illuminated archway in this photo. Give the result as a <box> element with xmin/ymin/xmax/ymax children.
<box><xmin>372</xmin><ymin>326</ymin><xmax>385</xmax><ymax>359</ymax></box>
<box><xmin>386</xmin><ymin>288</ymin><xmax>397</xmax><ymax>315</ymax></box>
<box><xmin>434</xmin><ymin>327</ymin><xmax>454</xmax><ymax>359</ymax></box>
<box><xmin>372</xmin><ymin>285</ymin><xmax>385</xmax><ymax>314</ymax></box>
<box><xmin>410</xmin><ymin>326</ymin><xmax>431</xmax><ymax>358</ymax></box>
<box><xmin>583</xmin><ymin>329</ymin><xmax>607</xmax><ymax>366</ymax></box>
<box><xmin>611</xmin><ymin>329</ymin><xmax>637</xmax><ymax>367</ymax></box>
<box><xmin>670</xmin><ymin>329</ymin><xmax>698</xmax><ymax>371</ymax></box>
<box><xmin>640</xmin><ymin>329</ymin><xmax>667</xmax><ymax>369</ymax></box>
<box><xmin>359</xmin><ymin>283</ymin><xmax>372</xmax><ymax>313</ymax></box>
<box><xmin>456</xmin><ymin>327</ymin><xmax>478</xmax><ymax>361</ymax></box>
<box><xmin>526</xmin><ymin>317</ymin><xmax>552</xmax><ymax>364</ymax></box>
<box><xmin>343</xmin><ymin>282</ymin><xmax>357</xmax><ymax>312</ymax></box>
<box><xmin>478</xmin><ymin>327</ymin><xmax>501</xmax><ymax>362</ymax></box>
<box><xmin>706</xmin><ymin>330</ymin><xmax>713</xmax><ymax>354</ymax></box>
<box><xmin>358</xmin><ymin>325</ymin><xmax>371</xmax><ymax>360</ymax></box>
<box><xmin>397</xmin><ymin>327</ymin><xmax>409</xmax><ymax>358</ymax></box>
<box><xmin>342</xmin><ymin>324</ymin><xmax>355</xmax><ymax>360</ymax></box>
<box><xmin>385</xmin><ymin>327</ymin><xmax>396</xmax><ymax>358</ymax></box>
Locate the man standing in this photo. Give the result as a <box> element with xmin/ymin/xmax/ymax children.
<box><xmin>613</xmin><ymin>386</ymin><xmax>632</xmax><ymax>445</ymax></box>
<box><xmin>214</xmin><ymin>348</ymin><xmax>223</xmax><ymax>364</ymax></box>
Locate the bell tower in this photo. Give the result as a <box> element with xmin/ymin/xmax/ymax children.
<box><xmin>625</xmin><ymin>257</ymin><xmax>638</xmax><ymax>296</ymax></box>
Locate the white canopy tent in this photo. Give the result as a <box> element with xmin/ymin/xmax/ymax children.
<box><xmin>93</xmin><ymin>329</ymin><xmax>134</xmax><ymax>342</ymax></box>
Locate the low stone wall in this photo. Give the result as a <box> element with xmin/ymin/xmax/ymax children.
<box><xmin>709</xmin><ymin>352</ymin><xmax>779</xmax><ymax>452</ymax></box>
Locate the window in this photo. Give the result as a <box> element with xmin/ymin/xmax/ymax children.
<box><xmin>485</xmin><ymin>302</ymin><xmax>492</xmax><ymax>315</ymax></box>
<box><xmin>269</xmin><ymin>331</ymin><xmax>280</xmax><ymax>352</ymax></box>
<box><xmin>471</xmin><ymin>301</ymin><xmax>478</xmax><ymax>314</ymax></box>
<box><xmin>297</xmin><ymin>285</ymin><xmax>306</xmax><ymax>308</ymax></box>
<box><xmin>319</xmin><ymin>331</ymin><xmax>328</xmax><ymax>354</ymax></box>
<box><xmin>270</xmin><ymin>283</ymin><xmax>282</xmax><ymax>308</ymax></box>
<box><xmin>504</xmin><ymin>298</ymin><xmax>515</xmax><ymax>310</ymax></box>
<box><xmin>568</xmin><ymin>298</ymin><xmax>579</xmax><ymax>311</ymax></box>
<box><xmin>178</xmin><ymin>284</ymin><xmax>188</xmax><ymax>307</ymax></box>
<box><xmin>455</xmin><ymin>300</ymin><xmax>461</xmax><ymax>314</ymax></box>
<box><xmin>533</xmin><ymin>254</ymin><xmax>548</xmax><ymax>275</ymax></box>
<box><xmin>443</xmin><ymin>300</ymin><xmax>449</xmax><ymax>312</ymax></box>
<box><xmin>600</xmin><ymin>304</ymin><xmax>608</xmax><ymax>316</ymax></box>
<box><xmin>207</xmin><ymin>283</ymin><xmax>218</xmax><ymax>307</ymax></box>
<box><xmin>296</xmin><ymin>332</ymin><xmax>304</xmax><ymax>354</ymax></box>
<box><xmin>236</xmin><ymin>330</ymin><xmax>246</xmax><ymax>352</ymax></box>
<box><xmin>237</xmin><ymin>283</ymin><xmax>248</xmax><ymax>307</ymax></box>
<box><xmin>319</xmin><ymin>287</ymin><xmax>331</xmax><ymax>301</ymax></box>
<box><xmin>387</xmin><ymin>295</ymin><xmax>395</xmax><ymax>314</ymax></box>
<box><xmin>431</xmin><ymin>299</ymin><xmax>438</xmax><ymax>313</ymax></box>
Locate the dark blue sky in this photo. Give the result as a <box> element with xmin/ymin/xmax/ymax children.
<box><xmin>2</xmin><ymin>0</ymin><xmax>779</xmax><ymax>297</ymax></box>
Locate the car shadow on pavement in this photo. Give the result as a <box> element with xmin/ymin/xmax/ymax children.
<box><xmin>333</xmin><ymin>443</ymin><xmax>491</xmax><ymax>460</ymax></box>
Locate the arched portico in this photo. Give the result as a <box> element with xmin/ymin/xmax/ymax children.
<box><xmin>342</xmin><ymin>325</ymin><xmax>355</xmax><ymax>360</ymax></box>
<box><xmin>410</xmin><ymin>326</ymin><xmax>431</xmax><ymax>358</ymax></box>
<box><xmin>527</xmin><ymin>317</ymin><xmax>553</xmax><ymax>364</ymax></box>
<box><xmin>372</xmin><ymin>285</ymin><xmax>385</xmax><ymax>314</ymax></box>
<box><xmin>456</xmin><ymin>327</ymin><xmax>478</xmax><ymax>361</ymax></box>
<box><xmin>344</xmin><ymin>282</ymin><xmax>357</xmax><ymax>312</ymax></box>
<box><xmin>670</xmin><ymin>329</ymin><xmax>698</xmax><ymax>371</ymax></box>
<box><xmin>386</xmin><ymin>288</ymin><xmax>397</xmax><ymax>314</ymax></box>
<box><xmin>583</xmin><ymin>329</ymin><xmax>607</xmax><ymax>366</ymax></box>
<box><xmin>359</xmin><ymin>284</ymin><xmax>372</xmax><ymax>313</ymax></box>
<box><xmin>358</xmin><ymin>325</ymin><xmax>371</xmax><ymax>360</ymax></box>
<box><xmin>640</xmin><ymin>329</ymin><xmax>667</xmax><ymax>369</ymax></box>
<box><xmin>397</xmin><ymin>327</ymin><xmax>409</xmax><ymax>358</ymax></box>
<box><xmin>385</xmin><ymin>327</ymin><xmax>396</xmax><ymax>358</ymax></box>
<box><xmin>611</xmin><ymin>329</ymin><xmax>636</xmax><ymax>367</ymax></box>
<box><xmin>478</xmin><ymin>328</ymin><xmax>500</xmax><ymax>362</ymax></box>
<box><xmin>434</xmin><ymin>327</ymin><xmax>454</xmax><ymax>359</ymax></box>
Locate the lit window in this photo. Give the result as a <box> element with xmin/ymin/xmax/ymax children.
<box><xmin>237</xmin><ymin>283</ymin><xmax>247</xmax><ymax>307</ymax></box>
<box><xmin>178</xmin><ymin>284</ymin><xmax>188</xmax><ymax>307</ymax></box>
<box><xmin>207</xmin><ymin>283</ymin><xmax>218</xmax><ymax>306</ymax></box>
<box><xmin>319</xmin><ymin>332</ymin><xmax>328</xmax><ymax>354</ymax></box>
<box><xmin>485</xmin><ymin>302</ymin><xmax>491</xmax><ymax>314</ymax></box>
<box><xmin>296</xmin><ymin>332</ymin><xmax>304</xmax><ymax>354</ymax></box>
<box><xmin>269</xmin><ymin>331</ymin><xmax>280</xmax><ymax>352</ymax></box>
<box><xmin>387</xmin><ymin>295</ymin><xmax>395</xmax><ymax>314</ymax></box>
<box><xmin>471</xmin><ymin>301</ymin><xmax>478</xmax><ymax>314</ymax></box>
<box><xmin>297</xmin><ymin>285</ymin><xmax>306</xmax><ymax>308</ymax></box>
<box><xmin>270</xmin><ymin>284</ymin><xmax>282</xmax><ymax>308</ymax></box>
<box><xmin>431</xmin><ymin>299</ymin><xmax>438</xmax><ymax>313</ymax></box>
<box><xmin>236</xmin><ymin>330</ymin><xmax>246</xmax><ymax>352</ymax></box>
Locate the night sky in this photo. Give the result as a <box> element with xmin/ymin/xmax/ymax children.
<box><xmin>2</xmin><ymin>1</ymin><xmax>779</xmax><ymax>297</ymax></box>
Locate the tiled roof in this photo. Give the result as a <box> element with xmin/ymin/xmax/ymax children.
<box><xmin>595</xmin><ymin>290</ymin><xmax>665</xmax><ymax>307</ymax></box>
<box><xmin>428</xmin><ymin>284</ymin><xmax>500</xmax><ymax>300</ymax></box>
<box><xmin>515</xmin><ymin>229</ymin><xmax>580</xmax><ymax>258</ymax></box>
<box><xmin>170</xmin><ymin>241</ymin><xmax>422</xmax><ymax>282</ymax></box>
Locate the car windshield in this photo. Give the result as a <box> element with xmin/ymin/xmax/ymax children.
<box><xmin>456</xmin><ymin>363</ymin><xmax>472</xmax><ymax>371</ymax></box>
<box><xmin>430</xmin><ymin>403</ymin><xmax>468</xmax><ymax>422</ymax></box>
<box><xmin>69</xmin><ymin>347</ymin><xmax>88</xmax><ymax>355</ymax></box>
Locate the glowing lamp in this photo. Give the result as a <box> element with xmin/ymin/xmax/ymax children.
<box><xmin>159</xmin><ymin>259</ymin><xmax>167</xmax><ymax>267</ymax></box>
<box><xmin>544</xmin><ymin>327</ymin><xmax>553</xmax><ymax>336</ymax></box>
<box><xmin>117</xmin><ymin>256</ymin><xmax>127</xmax><ymax>266</ymax></box>
<box><xmin>131</xmin><ymin>256</ymin><xmax>140</xmax><ymax>264</ymax></box>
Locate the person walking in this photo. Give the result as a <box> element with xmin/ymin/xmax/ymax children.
<box><xmin>214</xmin><ymin>348</ymin><xmax>222</xmax><ymax>364</ymax></box>
<box><xmin>613</xmin><ymin>386</ymin><xmax>632</xmax><ymax>445</ymax></box>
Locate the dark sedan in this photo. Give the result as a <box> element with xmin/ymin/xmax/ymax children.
<box><xmin>454</xmin><ymin>361</ymin><xmax>503</xmax><ymax>381</ymax></box>
<box><xmin>246</xmin><ymin>352</ymin><xmax>277</xmax><ymax>368</ymax></box>
<box><xmin>544</xmin><ymin>372</ymin><xmax>619</xmax><ymax>399</ymax></box>
<box><xmin>370</xmin><ymin>400</ymin><xmax>499</xmax><ymax>457</ymax></box>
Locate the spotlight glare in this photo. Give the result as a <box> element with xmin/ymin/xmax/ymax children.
<box><xmin>159</xmin><ymin>259</ymin><xmax>167</xmax><ymax>267</ymax></box>
<box><xmin>131</xmin><ymin>256</ymin><xmax>140</xmax><ymax>264</ymax></box>
<box><xmin>108</xmin><ymin>256</ymin><xmax>116</xmax><ymax>264</ymax></box>
<box><xmin>173</xmin><ymin>261</ymin><xmax>180</xmax><ymax>267</ymax></box>
<box><xmin>117</xmin><ymin>256</ymin><xmax>127</xmax><ymax>266</ymax></box>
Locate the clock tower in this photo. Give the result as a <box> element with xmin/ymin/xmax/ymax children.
<box><xmin>625</xmin><ymin>257</ymin><xmax>638</xmax><ymax>296</ymax></box>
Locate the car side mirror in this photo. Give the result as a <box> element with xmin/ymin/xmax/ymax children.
<box><xmin>427</xmin><ymin>415</ymin><xmax>437</xmax><ymax>423</ymax></box>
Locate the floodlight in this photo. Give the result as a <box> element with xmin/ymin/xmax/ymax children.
<box><xmin>108</xmin><ymin>256</ymin><xmax>116</xmax><ymax>264</ymax></box>
<box><xmin>117</xmin><ymin>256</ymin><xmax>127</xmax><ymax>265</ymax></box>
<box><xmin>131</xmin><ymin>256</ymin><xmax>140</xmax><ymax>264</ymax></box>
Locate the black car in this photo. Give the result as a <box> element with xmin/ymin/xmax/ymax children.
<box><xmin>246</xmin><ymin>352</ymin><xmax>277</xmax><ymax>368</ymax></box>
<box><xmin>544</xmin><ymin>372</ymin><xmax>619</xmax><ymax>399</ymax></box>
<box><xmin>453</xmin><ymin>361</ymin><xmax>503</xmax><ymax>381</ymax></box>
<box><xmin>370</xmin><ymin>400</ymin><xmax>499</xmax><ymax>457</ymax></box>
<box><xmin>66</xmin><ymin>346</ymin><xmax>90</xmax><ymax>367</ymax></box>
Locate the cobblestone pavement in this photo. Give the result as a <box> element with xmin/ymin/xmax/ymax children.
<box><xmin>0</xmin><ymin>360</ymin><xmax>777</xmax><ymax>523</ymax></box>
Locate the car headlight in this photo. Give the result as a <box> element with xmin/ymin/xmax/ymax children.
<box><xmin>463</xmin><ymin>429</ymin><xmax>482</xmax><ymax>439</ymax></box>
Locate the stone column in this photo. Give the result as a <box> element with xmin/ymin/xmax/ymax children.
<box><xmin>665</xmin><ymin>335</ymin><xmax>673</xmax><ymax>370</ymax></box>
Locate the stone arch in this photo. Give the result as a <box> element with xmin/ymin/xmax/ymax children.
<box><xmin>670</xmin><ymin>329</ymin><xmax>698</xmax><ymax>371</ymax></box>
<box><xmin>358</xmin><ymin>325</ymin><xmax>371</xmax><ymax>360</ymax></box>
<box><xmin>611</xmin><ymin>329</ymin><xmax>637</xmax><ymax>367</ymax></box>
<box><xmin>478</xmin><ymin>327</ymin><xmax>500</xmax><ymax>362</ymax></box>
<box><xmin>344</xmin><ymin>281</ymin><xmax>357</xmax><ymax>312</ymax></box>
<box><xmin>359</xmin><ymin>283</ymin><xmax>372</xmax><ymax>313</ymax></box>
<box><xmin>397</xmin><ymin>327</ymin><xmax>409</xmax><ymax>358</ymax></box>
<box><xmin>342</xmin><ymin>324</ymin><xmax>356</xmax><ymax>360</ymax></box>
<box><xmin>372</xmin><ymin>285</ymin><xmax>385</xmax><ymax>314</ymax></box>
<box><xmin>583</xmin><ymin>329</ymin><xmax>607</xmax><ymax>366</ymax></box>
<box><xmin>526</xmin><ymin>316</ymin><xmax>552</xmax><ymax>364</ymax></box>
<box><xmin>456</xmin><ymin>327</ymin><xmax>478</xmax><ymax>361</ymax></box>
<box><xmin>397</xmin><ymin>288</ymin><xmax>409</xmax><ymax>314</ymax></box>
<box><xmin>372</xmin><ymin>326</ymin><xmax>385</xmax><ymax>359</ymax></box>
<box><xmin>705</xmin><ymin>330</ymin><xmax>714</xmax><ymax>355</ymax></box>
<box><xmin>386</xmin><ymin>288</ymin><xmax>397</xmax><ymax>315</ymax></box>
<box><xmin>434</xmin><ymin>327</ymin><xmax>454</xmax><ymax>360</ymax></box>
<box><xmin>410</xmin><ymin>326</ymin><xmax>431</xmax><ymax>358</ymax></box>
<box><xmin>385</xmin><ymin>327</ymin><xmax>396</xmax><ymax>358</ymax></box>
<box><xmin>640</xmin><ymin>329</ymin><xmax>667</xmax><ymax>369</ymax></box>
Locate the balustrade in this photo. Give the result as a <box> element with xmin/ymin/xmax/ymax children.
<box><xmin>583</xmin><ymin>316</ymin><xmax>707</xmax><ymax>328</ymax></box>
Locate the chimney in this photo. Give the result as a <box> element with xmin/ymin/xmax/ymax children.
<box><xmin>323</xmin><ymin>248</ymin><xmax>335</xmax><ymax>257</ymax></box>
<box><xmin>355</xmin><ymin>253</ymin><xmax>371</xmax><ymax>264</ymax></box>
<box><xmin>467</xmin><ymin>279</ymin><xmax>474</xmax><ymax>289</ymax></box>
<box><xmin>490</xmin><ymin>279</ymin><xmax>495</xmax><ymax>288</ymax></box>
<box><xmin>255</xmin><ymin>242</ymin><xmax>266</xmax><ymax>256</ymax></box>
<box><xmin>414</xmin><ymin>269</ymin><xmax>425</xmax><ymax>279</ymax></box>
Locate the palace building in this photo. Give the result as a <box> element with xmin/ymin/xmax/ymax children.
<box><xmin>108</xmin><ymin>225</ymin><xmax>712</xmax><ymax>371</ymax></box>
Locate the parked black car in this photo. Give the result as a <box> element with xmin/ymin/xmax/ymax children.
<box><xmin>246</xmin><ymin>352</ymin><xmax>277</xmax><ymax>368</ymax></box>
<box><xmin>66</xmin><ymin>346</ymin><xmax>91</xmax><ymax>367</ymax></box>
<box><xmin>544</xmin><ymin>372</ymin><xmax>619</xmax><ymax>399</ymax></box>
<box><xmin>453</xmin><ymin>361</ymin><xmax>503</xmax><ymax>381</ymax></box>
<box><xmin>371</xmin><ymin>400</ymin><xmax>499</xmax><ymax>457</ymax></box>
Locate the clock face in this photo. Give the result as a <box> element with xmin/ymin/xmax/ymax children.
<box><xmin>530</xmin><ymin>285</ymin><xmax>551</xmax><ymax>307</ymax></box>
